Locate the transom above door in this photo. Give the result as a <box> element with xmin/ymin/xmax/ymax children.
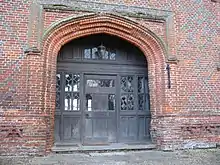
<box><xmin>54</xmin><ymin>34</ymin><xmax>151</xmax><ymax>146</ymax></box>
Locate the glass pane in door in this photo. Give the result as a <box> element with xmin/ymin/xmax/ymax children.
<box><xmin>86</xmin><ymin>94</ymin><xmax>116</xmax><ymax>111</ymax></box>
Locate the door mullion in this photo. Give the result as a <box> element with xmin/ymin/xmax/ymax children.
<box><xmin>134</xmin><ymin>75</ymin><xmax>139</xmax><ymax>141</ymax></box>
<box><xmin>80</xmin><ymin>72</ymin><xmax>85</xmax><ymax>144</ymax></box>
<box><xmin>60</xmin><ymin>72</ymin><xmax>65</xmax><ymax>142</ymax></box>
<box><xmin>116</xmin><ymin>74</ymin><xmax>120</xmax><ymax>143</ymax></box>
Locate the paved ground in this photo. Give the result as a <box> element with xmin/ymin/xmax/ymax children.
<box><xmin>0</xmin><ymin>149</ymin><xmax>220</xmax><ymax>165</ymax></box>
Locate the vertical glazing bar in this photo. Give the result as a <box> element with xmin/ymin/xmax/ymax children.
<box><xmin>80</xmin><ymin>73</ymin><xmax>84</xmax><ymax>144</ymax></box>
<box><xmin>134</xmin><ymin>75</ymin><xmax>139</xmax><ymax>141</ymax></box>
<box><xmin>60</xmin><ymin>72</ymin><xmax>64</xmax><ymax>141</ymax></box>
<box><xmin>116</xmin><ymin>74</ymin><xmax>120</xmax><ymax>143</ymax></box>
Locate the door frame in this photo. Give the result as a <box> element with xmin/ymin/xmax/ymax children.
<box><xmin>56</xmin><ymin>61</ymin><xmax>151</xmax><ymax>145</ymax></box>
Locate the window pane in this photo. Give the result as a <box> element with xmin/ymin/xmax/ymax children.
<box><xmin>138</xmin><ymin>77</ymin><xmax>144</xmax><ymax>93</ymax></box>
<box><xmin>65</xmin><ymin>93</ymin><xmax>80</xmax><ymax>111</ymax></box>
<box><xmin>145</xmin><ymin>77</ymin><xmax>149</xmax><ymax>93</ymax></box>
<box><xmin>121</xmin><ymin>77</ymin><xmax>127</xmax><ymax>92</ymax></box>
<box><xmin>56</xmin><ymin>74</ymin><xmax>61</xmax><ymax>91</ymax></box>
<box><xmin>86</xmin><ymin>94</ymin><xmax>115</xmax><ymax>111</ymax></box>
<box><xmin>108</xmin><ymin>94</ymin><xmax>115</xmax><ymax>110</ymax></box>
<box><xmin>84</xmin><ymin>48</ymin><xmax>91</xmax><ymax>59</ymax></box>
<box><xmin>121</xmin><ymin>94</ymin><xmax>127</xmax><ymax>110</ymax></box>
<box><xmin>56</xmin><ymin>73</ymin><xmax>61</xmax><ymax>109</ymax></box>
<box><xmin>121</xmin><ymin>94</ymin><xmax>134</xmax><ymax>111</ymax></box>
<box><xmin>72</xmin><ymin>93</ymin><xmax>80</xmax><ymax>111</ymax></box>
<box><xmin>65</xmin><ymin>74</ymin><xmax>80</xmax><ymax>92</ymax></box>
<box><xmin>127</xmin><ymin>94</ymin><xmax>134</xmax><ymax>110</ymax></box>
<box><xmin>138</xmin><ymin>94</ymin><xmax>144</xmax><ymax>110</ymax></box>
<box><xmin>127</xmin><ymin>76</ymin><xmax>134</xmax><ymax>92</ymax></box>
<box><xmin>92</xmin><ymin>47</ymin><xmax>98</xmax><ymax>59</ymax></box>
<box><xmin>102</xmin><ymin>50</ymin><xmax>109</xmax><ymax>59</ymax></box>
<box><xmin>109</xmin><ymin>52</ymin><xmax>116</xmax><ymax>60</ymax></box>
<box><xmin>56</xmin><ymin>92</ymin><xmax>60</xmax><ymax>109</ymax></box>
<box><xmin>86</xmin><ymin>94</ymin><xmax>92</xmax><ymax>111</ymax></box>
<box><xmin>121</xmin><ymin>76</ymin><xmax>134</xmax><ymax>92</ymax></box>
<box><xmin>65</xmin><ymin>74</ymin><xmax>72</xmax><ymax>92</ymax></box>
<box><xmin>65</xmin><ymin>93</ymin><xmax>72</xmax><ymax>110</ymax></box>
<box><xmin>87</xmin><ymin>79</ymin><xmax>115</xmax><ymax>88</ymax></box>
<box><xmin>84</xmin><ymin>46</ymin><xmax>116</xmax><ymax>61</ymax></box>
<box><xmin>145</xmin><ymin>94</ymin><xmax>150</xmax><ymax>111</ymax></box>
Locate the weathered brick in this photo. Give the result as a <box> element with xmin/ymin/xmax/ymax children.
<box><xmin>0</xmin><ymin>0</ymin><xmax>219</xmax><ymax>156</ymax></box>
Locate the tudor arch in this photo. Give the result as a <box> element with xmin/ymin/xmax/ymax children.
<box><xmin>42</xmin><ymin>14</ymin><xmax>167</xmax><ymax>151</ymax></box>
<box><xmin>54</xmin><ymin>34</ymin><xmax>151</xmax><ymax>147</ymax></box>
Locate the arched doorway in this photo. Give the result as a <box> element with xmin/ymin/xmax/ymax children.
<box><xmin>41</xmin><ymin>14</ymin><xmax>167</xmax><ymax>152</ymax></box>
<box><xmin>54</xmin><ymin>34</ymin><xmax>151</xmax><ymax>147</ymax></box>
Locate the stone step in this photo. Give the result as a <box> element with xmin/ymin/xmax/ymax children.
<box><xmin>52</xmin><ymin>143</ymin><xmax>156</xmax><ymax>153</ymax></box>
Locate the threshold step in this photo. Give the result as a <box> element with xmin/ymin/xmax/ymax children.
<box><xmin>52</xmin><ymin>143</ymin><xmax>156</xmax><ymax>152</ymax></box>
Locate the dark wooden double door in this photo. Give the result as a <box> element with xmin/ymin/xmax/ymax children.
<box><xmin>54</xmin><ymin>34</ymin><xmax>151</xmax><ymax>146</ymax></box>
<box><xmin>55</xmin><ymin>71</ymin><xmax>151</xmax><ymax>146</ymax></box>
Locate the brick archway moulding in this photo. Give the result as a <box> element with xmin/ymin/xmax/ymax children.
<box><xmin>41</xmin><ymin>13</ymin><xmax>167</xmax><ymax>151</ymax></box>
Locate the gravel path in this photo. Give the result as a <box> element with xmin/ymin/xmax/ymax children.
<box><xmin>0</xmin><ymin>149</ymin><xmax>219</xmax><ymax>165</ymax></box>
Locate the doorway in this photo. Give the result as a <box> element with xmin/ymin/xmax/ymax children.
<box><xmin>54</xmin><ymin>34</ymin><xmax>151</xmax><ymax>147</ymax></box>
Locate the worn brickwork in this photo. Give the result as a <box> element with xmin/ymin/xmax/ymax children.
<box><xmin>0</xmin><ymin>0</ymin><xmax>219</xmax><ymax>155</ymax></box>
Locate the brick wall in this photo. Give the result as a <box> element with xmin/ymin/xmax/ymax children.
<box><xmin>0</xmin><ymin>0</ymin><xmax>219</xmax><ymax>155</ymax></box>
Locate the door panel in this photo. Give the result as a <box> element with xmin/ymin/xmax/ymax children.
<box><xmin>138</xmin><ymin>116</ymin><xmax>151</xmax><ymax>141</ymax></box>
<box><xmin>54</xmin><ymin>115</ymin><xmax>61</xmax><ymax>142</ymax></box>
<box><xmin>84</xmin><ymin>117</ymin><xmax>116</xmax><ymax>144</ymax></box>
<box><xmin>63</xmin><ymin>117</ymin><xmax>81</xmax><ymax>142</ymax></box>
<box><xmin>120</xmin><ymin>116</ymin><xmax>137</xmax><ymax>141</ymax></box>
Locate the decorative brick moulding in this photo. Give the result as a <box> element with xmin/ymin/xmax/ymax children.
<box><xmin>0</xmin><ymin>125</ymin><xmax>23</xmax><ymax>138</ymax></box>
<box><xmin>40</xmin><ymin>13</ymin><xmax>172</xmax><ymax>152</ymax></box>
<box><xmin>181</xmin><ymin>124</ymin><xmax>220</xmax><ymax>137</ymax></box>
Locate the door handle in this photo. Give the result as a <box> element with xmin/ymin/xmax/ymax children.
<box><xmin>85</xmin><ymin>113</ymin><xmax>89</xmax><ymax>118</ymax></box>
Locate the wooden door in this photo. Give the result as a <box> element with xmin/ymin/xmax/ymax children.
<box><xmin>83</xmin><ymin>75</ymin><xmax>117</xmax><ymax>145</ymax></box>
<box><xmin>54</xmin><ymin>73</ymin><xmax>81</xmax><ymax>144</ymax></box>
<box><xmin>119</xmin><ymin>75</ymin><xmax>151</xmax><ymax>143</ymax></box>
<box><xmin>55</xmin><ymin>34</ymin><xmax>151</xmax><ymax>147</ymax></box>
